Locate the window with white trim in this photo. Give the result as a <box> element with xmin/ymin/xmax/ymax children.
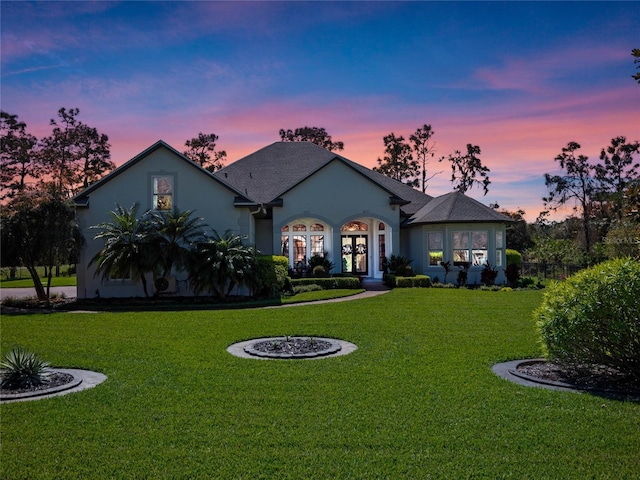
<box><xmin>453</xmin><ymin>231</ymin><xmax>488</xmax><ymax>266</ymax></box>
<box><xmin>496</xmin><ymin>231</ymin><xmax>504</xmax><ymax>267</ymax></box>
<box><xmin>153</xmin><ymin>175</ymin><xmax>173</xmax><ymax>211</ymax></box>
<box><xmin>281</xmin><ymin>221</ymin><xmax>328</xmax><ymax>268</ymax></box>
<box><xmin>428</xmin><ymin>232</ymin><xmax>443</xmax><ymax>265</ymax></box>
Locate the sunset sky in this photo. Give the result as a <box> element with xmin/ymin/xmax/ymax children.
<box><xmin>2</xmin><ymin>1</ymin><xmax>639</xmax><ymax>220</ymax></box>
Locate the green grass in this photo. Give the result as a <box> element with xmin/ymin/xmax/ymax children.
<box><xmin>282</xmin><ymin>288</ymin><xmax>365</xmax><ymax>304</ymax></box>
<box><xmin>0</xmin><ymin>276</ymin><xmax>77</xmax><ymax>288</ymax></box>
<box><xmin>1</xmin><ymin>289</ymin><xmax>638</xmax><ymax>479</ymax></box>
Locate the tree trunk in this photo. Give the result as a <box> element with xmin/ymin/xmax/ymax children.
<box><xmin>140</xmin><ymin>273</ymin><xmax>149</xmax><ymax>297</ymax></box>
<box><xmin>45</xmin><ymin>267</ymin><xmax>53</xmax><ymax>306</ymax></box>
<box><xmin>26</xmin><ymin>265</ymin><xmax>46</xmax><ymax>301</ymax></box>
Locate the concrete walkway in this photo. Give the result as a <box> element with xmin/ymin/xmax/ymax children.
<box><xmin>0</xmin><ymin>286</ymin><xmax>77</xmax><ymax>301</ymax></box>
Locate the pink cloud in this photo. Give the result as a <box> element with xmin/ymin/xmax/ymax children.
<box><xmin>472</xmin><ymin>44</ymin><xmax>630</xmax><ymax>93</ymax></box>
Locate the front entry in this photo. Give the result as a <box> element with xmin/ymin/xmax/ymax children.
<box><xmin>341</xmin><ymin>235</ymin><xmax>368</xmax><ymax>275</ymax></box>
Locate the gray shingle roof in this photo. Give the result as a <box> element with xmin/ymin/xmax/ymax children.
<box><xmin>214</xmin><ymin>141</ymin><xmax>433</xmax><ymax>215</ymax></box>
<box><xmin>407</xmin><ymin>191</ymin><xmax>513</xmax><ymax>224</ymax></box>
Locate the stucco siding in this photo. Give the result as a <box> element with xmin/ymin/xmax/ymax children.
<box><xmin>76</xmin><ymin>147</ymin><xmax>250</xmax><ymax>298</ymax></box>
<box><xmin>271</xmin><ymin>159</ymin><xmax>401</xmax><ymax>277</ymax></box>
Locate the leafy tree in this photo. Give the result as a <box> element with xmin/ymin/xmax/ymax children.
<box><xmin>148</xmin><ymin>207</ymin><xmax>207</xmax><ymax>278</ymax></box>
<box><xmin>594</xmin><ymin>136</ymin><xmax>640</xmax><ymax>223</ymax></box>
<box><xmin>525</xmin><ymin>238</ymin><xmax>584</xmax><ymax>266</ymax></box>
<box><xmin>184</xmin><ymin>132</ymin><xmax>227</xmax><ymax>172</ymax></box>
<box><xmin>409</xmin><ymin>124</ymin><xmax>440</xmax><ymax>193</ymax></box>
<box><xmin>76</xmin><ymin>123</ymin><xmax>114</xmax><ymax>189</ymax></box>
<box><xmin>604</xmin><ymin>220</ymin><xmax>640</xmax><ymax>259</ymax></box>
<box><xmin>544</xmin><ymin>142</ymin><xmax>596</xmax><ymax>252</ymax></box>
<box><xmin>622</xmin><ymin>181</ymin><xmax>640</xmax><ymax>222</ymax></box>
<box><xmin>1</xmin><ymin>187</ymin><xmax>82</xmax><ymax>302</ymax></box>
<box><xmin>632</xmin><ymin>48</ymin><xmax>640</xmax><ymax>84</ymax></box>
<box><xmin>90</xmin><ymin>204</ymin><xmax>157</xmax><ymax>297</ymax></box>
<box><xmin>499</xmin><ymin>208</ymin><xmax>535</xmax><ymax>252</ymax></box>
<box><xmin>373</xmin><ymin>133</ymin><xmax>419</xmax><ymax>188</ymax></box>
<box><xmin>40</xmin><ymin>107</ymin><xmax>112</xmax><ymax>195</ymax></box>
<box><xmin>440</xmin><ymin>144</ymin><xmax>491</xmax><ymax>195</ymax></box>
<box><xmin>188</xmin><ymin>230</ymin><xmax>257</xmax><ymax>300</ymax></box>
<box><xmin>279</xmin><ymin>126</ymin><xmax>344</xmax><ymax>151</ymax></box>
<box><xmin>0</xmin><ymin>111</ymin><xmax>39</xmax><ymax>199</ymax></box>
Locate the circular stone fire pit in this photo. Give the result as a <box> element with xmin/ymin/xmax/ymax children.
<box><xmin>227</xmin><ymin>337</ymin><xmax>357</xmax><ymax>360</ymax></box>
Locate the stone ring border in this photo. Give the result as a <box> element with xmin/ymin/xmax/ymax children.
<box><xmin>227</xmin><ymin>337</ymin><xmax>357</xmax><ymax>360</ymax></box>
<box><xmin>492</xmin><ymin>359</ymin><xmax>640</xmax><ymax>402</ymax></box>
<box><xmin>0</xmin><ymin>369</ymin><xmax>107</xmax><ymax>403</ymax></box>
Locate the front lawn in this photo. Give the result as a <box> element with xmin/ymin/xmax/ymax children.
<box><xmin>1</xmin><ymin>289</ymin><xmax>638</xmax><ymax>478</ymax></box>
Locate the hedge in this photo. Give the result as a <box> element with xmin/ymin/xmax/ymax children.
<box><xmin>385</xmin><ymin>274</ymin><xmax>431</xmax><ymax>288</ymax></box>
<box><xmin>506</xmin><ymin>249</ymin><xmax>522</xmax><ymax>266</ymax></box>
<box><xmin>289</xmin><ymin>277</ymin><xmax>362</xmax><ymax>290</ymax></box>
<box><xmin>253</xmin><ymin>255</ymin><xmax>289</xmax><ymax>297</ymax></box>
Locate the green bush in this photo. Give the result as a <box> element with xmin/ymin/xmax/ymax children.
<box><xmin>292</xmin><ymin>284</ymin><xmax>324</xmax><ymax>294</ymax></box>
<box><xmin>395</xmin><ymin>264</ymin><xmax>414</xmax><ymax>277</ymax></box>
<box><xmin>383</xmin><ymin>254</ymin><xmax>412</xmax><ymax>274</ymax></box>
<box><xmin>308</xmin><ymin>253</ymin><xmax>334</xmax><ymax>275</ymax></box>
<box><xmin>534</xmin><ymin>258</ymin><xmax>640</xmax><ymax>381</ymax></box>
<box><xmin>290</xmin><ymin>277</ymin><xmax>361</xmax><ymax>290</ymax></box>
<box><xmin>251</xmin><ymin>255</ymin><xmax>289</xmax><ymax>298</ymax></box>
<box><xmin>1</xmin><ymin>346</ymin><xmax>52</xmax><ymax>389</ymax></box>
<box><xmin>386</xmin><ymin>274</ymin><xmax>431</xmax><ymax>288</ymax></box>
<box><xmin>312</xmin><ymin>265</ymin><xmax>328</xmax><ymax>278</ymax></box>
<box><xmin>506</xmin><ymin>249</ymin><xmax>522</xmax><ymax>267</ymax></box>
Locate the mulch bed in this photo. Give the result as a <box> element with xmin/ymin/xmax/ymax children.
<box><xmin>517</xmin><ymin>360</ymin><xmax>640</xmax><ymax>399</ymax></box>
<box><xmin>251</xmin><ymin>337</ymin><xmax>333</xmax><ymax>355</ymax></box>
<box><xmin>0</xmin><ymin>372</ymin><xmax>74</xmax><ymax>395</ymax></box>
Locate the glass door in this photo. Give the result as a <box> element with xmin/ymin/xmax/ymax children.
<box><xmin>341</xmin><ymin>235</ymin><xmax>368</xmax><ymax>275</ymax></box>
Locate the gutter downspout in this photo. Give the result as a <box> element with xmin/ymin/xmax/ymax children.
<box><xmin>249</xmin><ymin>205</ymin><xmax>266</xmax><ymax>246</ymax></box>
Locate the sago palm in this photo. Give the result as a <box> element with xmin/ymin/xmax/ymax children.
<box><xmin>189</xmin><ymin>230</ymin><xmax>257</xmax><ymax>300</ymax></box>
<box><xmin>148</xmin><ymin>207</ymin><xmax>206</xmax><ymax>278</ymax></box>
<box><xmin>89</xmin><ymin>203</ymin><xmax>156</xmax><ymax>297</ymax></box>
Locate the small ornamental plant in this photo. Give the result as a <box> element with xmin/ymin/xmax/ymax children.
<box><xmin>534</xmin><ymin>258</ymin><xmax>640</xmax><ymax>382</ymax></box>
<box><xmin>0</xmin><ymin>347</ymin><xmax>52</xmax><ymax>390</ymax></box>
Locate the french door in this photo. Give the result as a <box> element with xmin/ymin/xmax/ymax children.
<box><xmin>341</xmin><ymin>235</ymin><xmax>368</xmax><ymax>275</ymax></box>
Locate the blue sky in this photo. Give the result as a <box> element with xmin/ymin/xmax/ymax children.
<box><xmin>2</xmin><ymin>1</ymin><xmax>639</xmax><ymax>220</ymax></box>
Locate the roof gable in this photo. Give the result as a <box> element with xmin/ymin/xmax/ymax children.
<box><xmin>215</xmin><ymin>141</ymin><xmax>433</xmax><ymax>212</ymax></box>
<box><xmin>407</xmin><ymin>191</ymin><xmax>513</xmax><ymax>224</ymax></box>
<box><xmin>73</xmin><ymin>140</ymin><xmax>250</xmax><ymax>205</ymax></box>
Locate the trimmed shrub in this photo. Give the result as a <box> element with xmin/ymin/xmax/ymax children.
<box><xmin>251</xmin><ymin>255</ymin><xmax>289</xmax><ymax>298</ymax></box>
<box><xmin>290</xmin><ymin>277</ymin><xmax>361</xmax><ymax>290</ymax></box>
<box><xmin>534</xmin><ymin>258</ymin><xmax>640</xmax><ymax>381</ymax></box>
<box><xmin>308</xmin><ymin>253</ymin><xmax>334</xmax><ymax>276</ymax></box>
<box><xmin>506</xmin><ymin>249</ymin><xmax>522</xmax><ymax>267</ymax></box>
<box><xmin>395</xmin><ymin>264</ymin><xmax>414</xmax><ymax>277</ymax></box>
<box><xmin>312</xmin><ymin>265</ymin><xmax>328</xmax><ymax>278</ymax></box>
<box><xmin>1</xmin><ymin>346</ymin><xmax>52</xmax><ymax>389</ymax></box>
<box><xmin>387</xmin><ymin>274</ymin><xmax>431</xmax><ymax>288</ymax></box>
<box><xmin>292</xmin><ymin>284</ymin><xmax>323</xmax><ymax>294</ymax></box>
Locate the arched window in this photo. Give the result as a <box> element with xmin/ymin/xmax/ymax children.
<box><xmin>281</xmin><ymin>220</ymin><xmax>330</xmax><ymax>269</ymax></box>
<box><xmin>342</xmin><ymin>221</ymin><xmax>368</xmax><ymax>232</ymax></box>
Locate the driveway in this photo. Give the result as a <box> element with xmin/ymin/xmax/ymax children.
<box><xmin>0</xmin><ymin>286</ymin><xmax>77</xmax><ymax>301</ymax></box>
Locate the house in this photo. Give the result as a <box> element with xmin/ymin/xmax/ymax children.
<box><xmin>73</xmin><ymin>140</ymin><xmax>511</xmax><ymax>298</ymax></box>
